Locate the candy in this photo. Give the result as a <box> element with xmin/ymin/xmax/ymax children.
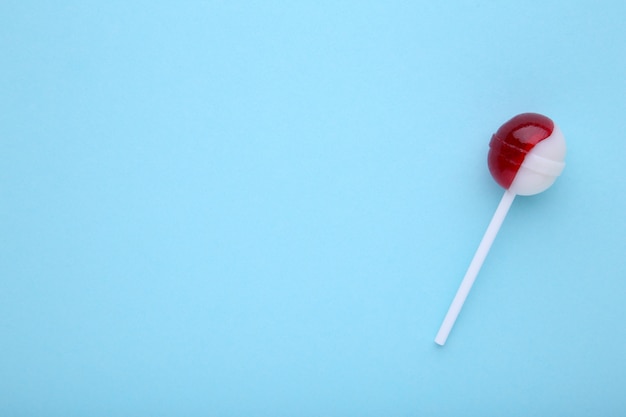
<box><xmin>434</xmin><ymin>113</ymin><xmax>566</xmax><ymax>346</ymax></box>
<box><xmin>488</xmin><ymin>113</ymin><xmax>566</xmax><ymax>196</ymax></box>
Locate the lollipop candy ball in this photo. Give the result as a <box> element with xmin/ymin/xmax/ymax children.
<box><xmin>488</xmin><ymin>113</ymin><xmax>566</xmax><ymax>196</ymax></box>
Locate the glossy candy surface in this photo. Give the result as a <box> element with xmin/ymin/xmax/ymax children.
<box><xmin>488</xmin><ymin>113</ymin><xmax>566</xmax><ymax>196</ymax></box>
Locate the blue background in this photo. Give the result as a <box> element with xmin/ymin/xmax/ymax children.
<box><xmin>1</xmin><ymin>1</ymin><xmax>625</xmax><ymax>415</ymax></box>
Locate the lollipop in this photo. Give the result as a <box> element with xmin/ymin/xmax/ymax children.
<box><xmin>434</xmin><ymin>113</ymin><xmax>566</xmax><ymax>346</ymax></box>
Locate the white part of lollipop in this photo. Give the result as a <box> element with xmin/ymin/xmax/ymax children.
<box><xmin>509</xmin><ymin>124</ymin><xmax>566</xmax><ymax>196</ymax></box>
<box><xmin>434</xmin><ymin>189</ymin><xmax>516</xmax><ymax>346</ymax></box>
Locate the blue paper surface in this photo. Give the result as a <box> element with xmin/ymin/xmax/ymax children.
<box><xmin>1</xmin><ymin>1</ymin><xmax>625</xmax><ymax>415</ymax></box>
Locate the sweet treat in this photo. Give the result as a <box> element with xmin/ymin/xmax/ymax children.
<box><xmin>434</xmin><ymin>113</ymin><xmax>566</xmax><ymax>346</ymax></box>
<box><xmin>488</xmin><ymin>113</ymin><xmax>566</xmax><ymax>196</ymax></box>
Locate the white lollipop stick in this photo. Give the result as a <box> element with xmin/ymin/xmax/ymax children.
<box><xmin>434</xmin><ymin>189</ymin><xmax>516</xmax><ymax>346</ymax></box>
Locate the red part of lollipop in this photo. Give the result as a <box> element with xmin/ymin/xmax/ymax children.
<box><xmin>488</xmin><ymin>113</ymin><xmax>554</xmax><ymax>189</ymax></box>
